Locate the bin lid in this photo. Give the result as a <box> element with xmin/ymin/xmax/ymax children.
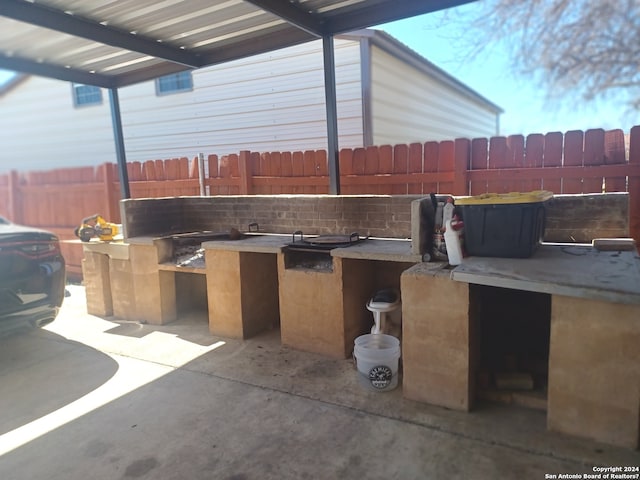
<box><xmin>455</xmin><ymin>190</ymin><xmax>553</xmax><ymax>205</ymax></box>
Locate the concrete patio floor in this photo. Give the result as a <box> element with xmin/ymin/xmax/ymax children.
<box><xmin>0</xmin><ymin>285</ymin><xmax>637</xmax><ymax>479</ymax></box>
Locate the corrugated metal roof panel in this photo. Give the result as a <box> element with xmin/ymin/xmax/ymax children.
<box><xmin>0</xmin><ymin>0</ymin><xmax>474</xmax><ymax>87</ymax></box>
<box><xmin>306</xmin><ymin>0</ymin><xmax>382</xmax><ymax>15</ymax></box>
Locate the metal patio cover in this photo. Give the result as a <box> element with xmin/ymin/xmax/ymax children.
<box><xmin>0</xmin><ymin>0</ymin><xmax>473</xmax><ymax>195</ymax></box>
<box><xmin>0</xmin><ymin>0</ymin><xmax>472</xmax><ymax>90</ymax></box>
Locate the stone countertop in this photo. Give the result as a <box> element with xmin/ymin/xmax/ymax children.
<box><xmin>95</xmin><ymin>234</ymin><xmax>424</xmax><ymax>263</ymax></box>
<box><xmin>201</xmin><ymin>233</ymin><xmax>289</xmax><ymax>254</ymax></box>
<box><xmin>202</xmin><ymin>234</ymin><xmax>422</xmax><ymax>263</ymax></box>
<box><xmin>126</xmin><ymin>236</ymin><xmax>157</xmax><ymax>246</ymax></box>
<box><xmin>331</xmin><ymin>238</ymin><xmax>423</xmax><ymax>263</ymax></box>
<box><xmin>451</xmin><ymin>244</ymin><xmax>640</xmax><ymax>305</ymax></box>
<box><xmin>402</xmin><ymin>261</ymin><xmax>454</xmax><ymax>278</ymax></box>
<box><xmin>81</xmin><ymin>239</ymin><xmax>130</xmax><ymax>260</ymax></box>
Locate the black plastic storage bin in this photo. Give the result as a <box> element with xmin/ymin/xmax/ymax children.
<box><xmin>456</xmin><ymin>191</ymin><xmax>553</xmax><ymax>258</ymax></box>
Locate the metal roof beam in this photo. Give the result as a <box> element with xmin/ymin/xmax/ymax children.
<box><xmin>243</xmin><ymin>0</ymin><xmax>324</xmax><ymax>36</ymax></box>
<box><xmin>0</xmin><ymin>0</ymin><xmax>203</xmax><ymax>68</ymax></box>
<box><xmin>0</xmin><ymin>55</ymin><xmax>115</xmax><ymax>88</ymax></box>
<box><xmin>201</xmin><ymin>27</ymin><xmax>314</xmax><ymax>66</ymax></box>
<box><xmin>325</xmin><ymin>0</ymin><xmax>476</xmax><ymax>34</ymax></box>
<box><xmin>114</xmin><ymin>64</ymin><xmax>194</xmax><ymax>88</ymax></box>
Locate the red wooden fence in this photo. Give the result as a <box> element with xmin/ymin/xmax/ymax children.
<box><xmin>1</xmin><ymin>126</ymin><xmax>638</xmax><ymax>279</ymax></box>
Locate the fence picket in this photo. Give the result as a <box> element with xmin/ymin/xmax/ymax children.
<box><xmin>583</xmin><ymin>129</ymin><xmax>605</xmax><ymax>193</ymax></box>
<box><xmin>280</xmin><ymin>151</ymin><xmax>293</xmax><ymax>190</ymax></box>
<box><xmin>229</xmin><ymin>154</ymin><xmax>240</xmax><ymax>195</ymax></box>
<box><xmin>303</xmin><ymin>151</ymin><xmax>316</xmax><ymax>194</ymax></box>
<box><xmin>154</xmin><ymin>159</ymin><xmax>165</xmax><ymax>181</ymax></box>
<box><xmin>506</xmin><ymin>135</ymin><xmax>525</xmax><ymax>192</ymax></box>
<box><xmin>208</xmin><ymin>154</ymin><xmax>219</xmax><ymax>178</ymax></box>
<box><xmin>249</xmin><ymin>152</ymin><xmax>260</xmax><ymax>178</ymax></box>
<box><xmin>423</xmin><ymin>141</ymin><xmax>439</xmax><ymax>194</ymax></box>
<box><xmin>365</xmin><ymin>146</ymin><xmax>379</xmax><ymax>173</ymax></box>
<box><xmin>189</xmin><ymin>157</ymin><xmax>199</xmax><ymax>180</ymax></box>
<box><xmin>218</xmin><ymin>155</ymin><xmax>230</xmax><ymax>195</ymax></box>
<box><xmin>563</xmin><ymin>130</ymin><xmax>584</xmax><ymax>193</ymax></box>
<box><xmin>438</xmin><ymin>140</ymin><xmax>455</xmax><ymax>194</ymax></box>
<box><xmin>542</xmin><ymin>132</ymin><xmax>563</xmax><ymax>193</ymax></box>
<box><xmin>379</xmin><ymin>145</ymin><xmax>393</xmax><ymax>174</ymax></box>
<box><xmin>316</xmin><ymin>150</ymin><xmax>328</xmax><ymax>175</ymax></box>
<box><xmin>524</xmin><ymin>134</ymin><xmax>544</xmax><ymax>192</ymax></box>
<box><xmin>365</xmin><ymin>146</ymin><xmax>380</xmax><ymax>194</ymax></box>
<box><xmin>353</xmin><ymin>148</ymin><xmax>367</xmax><ymax>193</ymax></box>
<box><xmin>143</xmin><ymin>160</ymin><xmax>156</xmax><ymax>181</ymax></box>
<box><xmin>164</xmin><ymin>159</ymin><xmax>176</xmax><ymax>180</ymax></box>
<box><xmin>470</xmin><ymin>137</ymin><xmax>488</xmax><ymax>195</ymax></box>
<box><xmin>128</xmin><ymin>161</ymin><xmax>141</xmax><ymax>181</ymax></box>
<box><xmin>488</xmin><ymin>136</ymin><xmax>509</xmax><ymax>193</ymax></box>
<box><xmin>603</xmin><ymin>129</ymin><xmax>626</xmax><ymax>192</ymax></box>
<box><xmin>378</xmin><ymin>146</ymin><xmax>393</xmax><ymax>194</ymax></box>
<box><xmin>258</xmin><ymin>152</ymin><xmax>270</xmax><ymax>194</ymax></box>
<box><xmin>408</xmin><ymin>143</ymin><xmax>423</xmax><ymax>194</ymax></box>
<box><xmin>453</xmin><ymin>138</ymin><xmax>470</xmax><ymax>196</ymax></box>
<box><xmin>269</xmin><ymin>152</ymin><xmax>282</xmax><ymax>194</ymax></box>
<box><xmin>207</xmin><ymin>155</ymin><xmax>219</xmax><ymax>195</ymax></box>
<box><xmin>392</xmin><ymin>144</ymin><xmax>408</xmax><ymax>195</ymax></box>
<box><xmin>339</xmin><ymin>148</ymin><xmax>354</xmax><ymax>184</ymax></box>
<box><xmin>353</xmin><ymin>147</ymin><xmax>366</xmax><ymax>175</ymax></box>
<box><xmin>292</xmin><ymin>151</ymin><xmax>304</xmax><ymax>194</ymax></box>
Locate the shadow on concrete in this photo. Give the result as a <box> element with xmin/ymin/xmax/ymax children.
<box><xmin>0</xmin><ymin>328</ymin><xmax>119</xmax><ymax>436</ymax></box>
<box><xmin>102</xmin><ymin>310</ymin><xmax>218</xmax><ymax>347</ymax></box>
<box><xmin>1</xmin><ymin>325</ymin><xmax>638</xmax><ymax>480</ymax></box>
<box><xmin>2</xmin><ymin>285</ymin><xmax>638</xmax><ymax>479</ymax></box>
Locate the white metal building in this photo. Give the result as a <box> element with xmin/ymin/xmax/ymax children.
<box><xmin>0</xmin><ymin>30</ymin><xmax>501</xmax><ymax>173</ymax></box>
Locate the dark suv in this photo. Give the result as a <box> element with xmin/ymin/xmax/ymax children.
<box><xmin>0</xmin><ymin>216</ymin><xmax>66</xmax><ymax>334</ymax></box>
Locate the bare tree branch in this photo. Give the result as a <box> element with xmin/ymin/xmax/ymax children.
<box><xmin>460</xmin><ymin>0</ymin><xmax>640</xmax><ymax>111</ymax></box>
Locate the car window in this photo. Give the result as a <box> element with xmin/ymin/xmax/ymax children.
<box><xmin>0</xmin><ymin>216</ymin><xmax>10</xmax><ymax>224</ymax></box>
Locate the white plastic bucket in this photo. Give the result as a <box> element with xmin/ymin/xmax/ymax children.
<box><xmin>353</xmin><ymin>333</ymin><xmax>401</xmax><ymax>392</ymax></box>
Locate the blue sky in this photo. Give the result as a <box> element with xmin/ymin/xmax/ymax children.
<box><xmin>378</xmin><ymin>4</ymin><xmax>639</xmax><ymax>137</ymax></box>
<box><xmin>0</xmin><ymin>69</ymin><xmax>15</xmax><ymax>84</ymax></box>
<box><xmin>1</xmin><ymin>3</ymin><xmax>637</xmax><ymax>137</ymax></box>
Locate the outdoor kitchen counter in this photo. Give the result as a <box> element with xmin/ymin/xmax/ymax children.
<box><xmin>401</xmin><ymin>243</ymin><xmax>640</xmax><ymax>450</ymax></box>
<box><xmin>200</xmin><ymin>233</ymin><xmax>288</xmax><ymax>253</ymax></box>
<box><xmin>126</xmin><ymin>236</ymin><xmax>157</xmax><ymax>245</ymax></box>
<box><xmin>200</xmin><ymin>234</ymin><xmax>423</xmax><ymax>263</ymax></box>
<box><xmin>79</xmin><ymin>238</ymin><xmax>129</xmax><ymax>259</ymax></box>
<box><xmin>331</xmin><ymin>238</ymin><xmax>423</xmax><ymax>263</ymax></box>
<box><xmin>81</xmin><ymin>239</ymin><xmax>134</xmax><ymax>321</ymax></box>
<box><xmin>451</xmin><ymin>244</ymin><xmax>640</xmax><ymax>304</ymax></box>
<box><xmin>200</xmin><ymin>234</ymin><xmax>422</xmax><ymax>348</ymax></box>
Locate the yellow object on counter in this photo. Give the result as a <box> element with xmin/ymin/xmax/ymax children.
<box><xmin>455</xmin><ymin>190</ymin><xmax>553</xmax><ymax>205</ymax></box>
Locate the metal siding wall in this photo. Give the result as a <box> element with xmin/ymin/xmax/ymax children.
<box><xmin>0</xmin><ymin>77</ymin><xmax>115</xmax><ymax>172</ymax></box>
<box><xmin>116</xmin><ymin>39</ymin><xmax>363</xmax><ymax>160</ymax></box>
<box><xmin>0</xmin><ymin>39</ymin><xmax>363</xmax><ymax>172</ymax></box>
<box><xmin>370</xmin><ymin>46</ymin><xmax>498</xmax><ymax>145</ymax></box>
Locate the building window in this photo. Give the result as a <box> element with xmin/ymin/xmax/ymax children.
<box><xmin>72</xmin><ymin>83</ymin><xmax>102</xmax><ymax>107</ymax></box>
<box><xmin>155</xmin><ymin>71</ymin><xmax>193</xmax><ymax>95</ymax></box>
